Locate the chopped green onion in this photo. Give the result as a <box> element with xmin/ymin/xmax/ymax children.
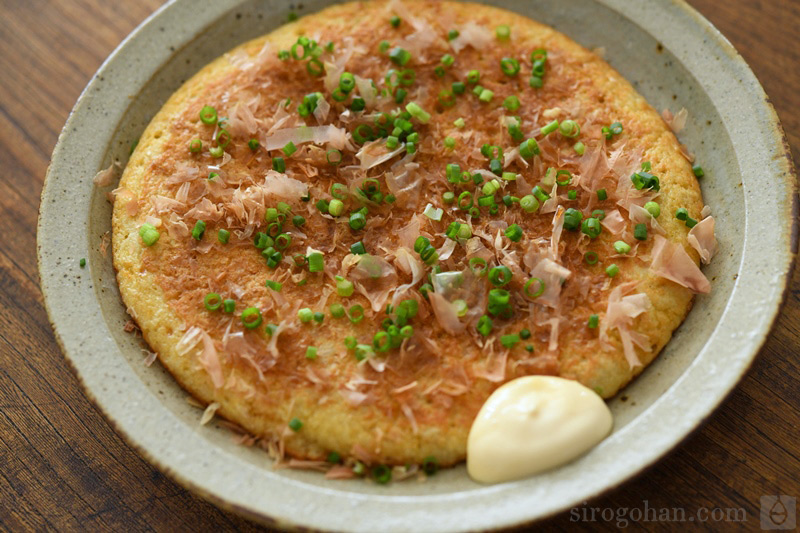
<box><xmin>189</xmin><ymin>139</ymin><xmax>202</xmax><ymax>153</ymax></box>
<box><xmin>630</xmin><ymin>171</ymin><xmax>661</xmax><ymax>191</ymax></box>
<box><xmin>288</xmin><ymin>418</ymin><xmax>303</xmax><ymax>431</ymax></box>
<box><xmin>574</xmin><ymin>141</ymin><xmax>585</xmax><ymax>155</ymax></box>
<box><xmin>556</xmin><ymin>170</ymin><xmax>572</xmax><ymax>186</ymax></box>
<box><xmin>389</xmin><ymin>47</ymin><xmax>411</xmax><ymax>66</ymax></box>
<box><xmin>458</xmin><ymin>191</ymin><xmax>473</xmax><ymax>210</ymax></box>
<box><xmin>476</xmin><ymin>315</ymin><xmax>493</xmax><ymax>336</ymax></box>
<box><xmin>488</xmin><ymin>265</ymin><xmax>512</xmax><ymax>287</ymax></box>
<box><xmin>390</xmin><ymin>14</ymin><xmax>401</xmax><ymax>27</ymax></box>
<box><xmin>685</xmin><ymin>217</ymin><xmax>698</xmax><ymax>228</ymax></box>
<box><xmin>500</xmin><ymin>57</ymin><xmax>520</xmax><ymax>76</ymax></box>
<box><xmin>348</xmin><ymin>304</ymin><xmax>365</xmax><ymax>324</ymax></box>
<box><xmin>308</xmin><ymin>252</ymin><xmax>325</xmax><ymax>272</ymax></box>
<box><xmin>477</xmin><ymin>195</ymin><xmax>494</xmax><ymax>208</ymax></box>
<box><xmin>191</xmin><ymin>220</ymin><xmax>206</xmax><ymax>240</ymax></box>
<box><xmin>344</xmin><ymin>336</ymin><xmax>357</xmax><ymax>350</ymax></box>
<box><xmin>559</xmin><ymin>119</ymin><xmax>580</xmax><ymax>138</ymax></box>
<box><xmin>350</xmin><ymin>241</ymin><xmax>366</xmax><ymax>255</ymax></box>
<box><xmin>634</xmin><ymin>223</ymin><xmax>648</xmax><ymax>241</ymax></box>
<box><xmin>393</xmin><ymin>88</ymin><xmax>407</xmax><ymax>105</ymax></box>
<box><xmin>372</xmin><ymin>464</ymin><xmax>392</xmax><ymax>484</ymax></box>
<box><xmin>501</xmin><ymin>334</ymin><xmax>520</xmax><ymax>348</ymax></box>
<box><xmin>423</xmin><ymin>204</ymin><xmax>443</xmax><ymax>221</ymax></box>
<box><xmin>532</xmin><ymin>185</ymin><xmax>550</xmax><ymax>203</ymax></box>
<box><xmin>592</xmin><ymin>209</ymin><xmax>605</xmax><ymax>220</ymax></box>
<box><xmin>223</xmin><ymin>299</ymin><xmax>235</xmax><ymax>313</ymax></box>
<box><xmin>272</xmin><ymin>157</ymin><xmax>286</xmax><ymax>173</ymax></box>
<box><xmin>520</xmin><ymin>195</ymin><xmax>539</xmax><ymax>213</ymax></box>
<box><xmin>216</xmin><ymin>129</ymin><xmax>231</xmax><ymax>149</ymax></box>
<box><xmin>519</xmin><ymin>138</ymin><xmax>540</xmax><ymax>158</ymax></box>
<box><xmin>283</xmin><ymin>142</ymin><xmax>297</xmax><ymax>157</ymax></box>
<box><xmin>139</xmin><ymin>223</ymin><xmax>160</xmax><ymax>246</ymax></box>
<box><xmin>606</xmin><ymin>264</ymin><xmax>619</xmax><ymax>277</ymax></box>
<box><xmin>588</xmin><ymin>314</ymin><xmax>599</xmax><ymax>329</ymax></box>
<box><xmin>443</xmin><ymin>191</ymin><xmax>455</xmax><ymax>204</ymax></box>
<box><xmin>313</xmin><ymin>312</ymin><xmax>324</xmax><ymax>324</ymax></box>
<box><xmin>495</xmin><ymin>24</ymin><xmax>511</xmax><ymax>40</ymax></box>
<box><xmin>529</xmin><ymin>76</ymin><xmax>543</xmax><ymax>88</ymax></box>
<box><xmin>568</xmin><ymin>190</ymin><xmax>578</xmax><ymax>200</ymax></box>
<box><xmin>505</xmin><ymin>224</ymin><xmax>523</xmax><ymax>242</ymax></box>
<box><xmin>478</xmin><ymin>88</ymin><xmax>494</xmax><ymax>103</ymax></box>
<box><xmin>524</xmin><ymin>277</ymin><xmax>545</xmax><ymax>298</ymax></box>
<box><xmin>266</xmin><ymin>279</ymin><xmax>283</xmax><ymax>291</ymax></box>
<box><xmin>597</xmin><ymin>188</ymin><xmax>608</xmax><ymax>201</ymax></box>
<box><xmin>444</xmin><ymin>137</ymin><xmax>456</xmax><ymax>149</ymax></box>
<box><xmin>306</xmin><ymin>59</ymin><xmax>324</xmax><ymax>76</ymax></box>
<box><xmin>507</xmin><ymin>122</ymin><xmax>524</xmax><ymax>141</ymax></box>
<box><xmin>446</xmin><ymin>163</ymin><xmax>462</xmax><ymax>183</ymax></box>
<box><xmin>327</xmin><ymin>199</ymin><xmax>344</xmax><ymax>217</ymax></box>
<box><xmin>372</xmin><ymin>331</ymin><xmax>391</xmax><ymax>352</ymax></box>
<box><xmin>614</xmin><ymin>241</ymin><xmax>632</xmax><ymax>254</ymax></box>
<box><xmin>584</xmin><ymin>251</ymin><xmax>599</xmax><ymax>265</ymax></box>
<box><xmin>350</xmin><ymin>97</ymin><xmax>366</xmax><ymax>111</ymax></box>
<box><xmin>675</xmin><ymin>207</ymin><xmax>689</xmax><ymax>221</ymax></box>
<box><xmin>305</xmin><ymin>346</ymin><xmax>318</xmax><ymax>360</ymax></box>
<box><xmin>326</xmin><ymin>451</ymin><xmax>341</xmax><ymax>464</ymax></box>
<box><xmin>448</xmin><ymin>29</ymin><xmax>460</xmax><ymax>40</ymax></box>
<box><xmin>204</xmin><ymin>293</ymin><xmax>222</xmax><ymax>311</ymax></box>
<box><xmin>502</xmin><ymin>171</ymin><xmax>517</xmax><ymax>181</ymax></box>
<box><xmin>467</xmin><ymin>69</ymin><xmax>480</xmax><ymax>84</ymax></box>
<box><xmin>349</xmin><ymin>212</ymin><xmax>366</xmax><ymax>230</ymax></box>
<box><xmin>335</xmin><ymin>276</ymin><xmax>354</xmax><ymax>297</ymax></box>
<box><xmin>692</xmin><ymin>165</ymin><xmax>704</xmax><ymax>178</ymax></box>
<box><xmin>405</xmin><ymin>102</ymin><xmax>430</xmax><ymax>124</ymax></box>
<box><xmin>452</xmin><ymin>81</ymin><xmax>466</xmax><ymax>94</ymax></box>
<box><xmin>469</xmin><ymin>257</ymin><xmax>488</xmax><ymax>276</ymax></box>
<box><xmin>199</xmin><ymin>105</ymin><xmax>218</xmax><ymax>125</ymax></box>
<box><xmin>414</xmin><ymin>236</ymin><xmax>430</xmax><ymax>253</ymax></box>
<box><xmin>563</xmin><ymin>208</ymin><xmax>583</xmax><ymax>231</ymax></box>
<box><xmin>298</xmin><ymin>308</ymin><xmax>314</xmax><ymax>323</ymax></box>
<box><xmin>503</xmin><ymin>95</ymin><xmax>520</xmax><ymax>111</ymax></box>
<box><xmin>441</xmin><ymin>53</ymin><xmax>455</xmax><ymax>67</ymax></box>
<box><xmin>581</xmin><ymin>217</ymin><xmax>602</xmax><ymax>238</ymax></box>
<box><xmin>541</xmin><ymin>120</ymin><xmax>559</xmax><ymax>135</ymax></box>
<box><xmin>292</xmin><ymin>215</ymin><xmax>306</xmax><ymax>227</ymax></box>
<box><xmin>644</xmin><ymin>201</ymin><xmax>661</xmax><ymax>218</ymax></box>
<box><xmin>353</xmin><ymin>124</ymin><xmax>374</xmax><ymax>144</ymax></box>
<box><xmin>438</xmin><ymin>89</ymin><xmax>456</xmax><ymax>107</ymax></box>
<box><xmin>241</xmin><ymin>307</ymin><xmax>262</xmax><ymax>329</ymax></box>
<box><xmin>330</xmin><ymin>303</ymin><xmax>345</xmax><ymax>318</ymax></box>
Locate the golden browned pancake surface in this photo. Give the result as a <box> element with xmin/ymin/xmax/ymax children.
<box><xmin>112</xmin><ymin>0</ymin><xmax>705</xmax><ymax>469</ymax></box>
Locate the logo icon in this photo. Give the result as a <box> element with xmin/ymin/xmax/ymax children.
<box><xmin>761</xmin><ymin>495</ymin><xmax>796</xmax><ymax>530</ymax></box>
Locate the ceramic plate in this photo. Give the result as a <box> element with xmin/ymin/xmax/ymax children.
<box><xmin>38</xmin><ymin>0</ymin><xmax>797</xmax><ymax>530</ymax></box>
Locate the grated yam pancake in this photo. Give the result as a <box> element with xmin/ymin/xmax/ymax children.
<box><xmin>112</xmin><ymin>0</ymin><xmax>714</xmax><ymax>471</ymax></box>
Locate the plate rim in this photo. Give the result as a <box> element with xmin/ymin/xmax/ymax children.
<box><xmin>37</xmin><ymin>0</ymin><xmax>798</xmax><ymax>530</ymax></box>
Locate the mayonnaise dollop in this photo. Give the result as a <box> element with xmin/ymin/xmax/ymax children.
<box><xmin>467</xmin><ymin>376</ymin><xmax>613</xmax><ymax>483</ymax></box>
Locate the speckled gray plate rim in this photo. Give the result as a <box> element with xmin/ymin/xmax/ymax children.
<box><xmin>38</xmin><ymin>0</ymin><xmax>797</xmax><ymax>531</ymax></box>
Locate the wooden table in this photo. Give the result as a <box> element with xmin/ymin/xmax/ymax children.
<box><xmin>2</xmin><ymin>1</ymin><xmax>797</xmax><ymax>530</ymax></box>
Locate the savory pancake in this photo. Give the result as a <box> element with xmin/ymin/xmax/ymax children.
<box><xmin>112</xmin><ymin>0</ymin><xmax>714</xmax><ymax>474</ymax></box>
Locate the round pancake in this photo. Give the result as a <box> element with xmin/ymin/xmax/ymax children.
<box><xmin>112</xmin><ymin>0</ymin><xmax>706</xmax><ymax>468</ymax></box>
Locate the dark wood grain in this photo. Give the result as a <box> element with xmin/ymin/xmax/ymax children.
<box><xmin>1</xmin><ymin>0</ymin><xmax>796</xmax><ymax>531</ymax></box>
